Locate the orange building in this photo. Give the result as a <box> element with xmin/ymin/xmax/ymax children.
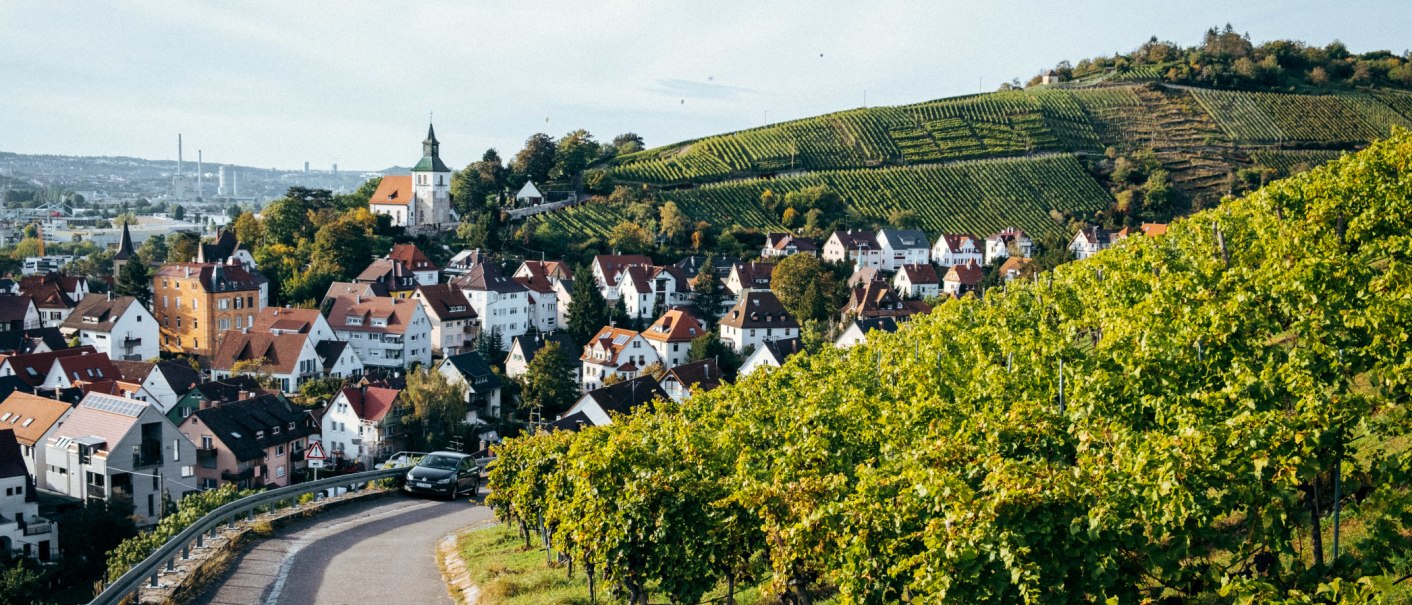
<box><xmin>153</xmin><ymin>262</ymin><xmax>268</xmax><ymax>358</ymax></box>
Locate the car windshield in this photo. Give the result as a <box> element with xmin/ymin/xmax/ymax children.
<box><xmin>418</xmin><ymin>455</ymin><xmax>461</xmax><ymax>470</ymax></box>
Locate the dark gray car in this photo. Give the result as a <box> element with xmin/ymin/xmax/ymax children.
<box><xmin>403</xmin><ymin>451</ymin><xmax>479</xmax><ymax>499</ymax></box>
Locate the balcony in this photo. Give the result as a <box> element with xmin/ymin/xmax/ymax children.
<box><xmin>197</xmin><ymin>447</ymin><xmax>218</xmax><ymax>468</ymax></box>
<box><xmin>132</xmin><ymin>452</ymin><xmax>163</xmax><ymax>469</ymax></box>
<box><xmin>23</xmin><ymin>519</ymin><xmax>52</xmax><ymax>536</ymax></box>
<box><xmin>221</xmin><ymin>467</ymin><xmax>254</xmax><ymax>483</ymax></box>
<box><xmin>86</xmin><ymin>484</ymin><xmax>106</xmax><ymax>499</ymax></box>
<box><xmin>290</xmin><ymin>449</ymin><xmax>305</xmax><ymax>462</ymax></box>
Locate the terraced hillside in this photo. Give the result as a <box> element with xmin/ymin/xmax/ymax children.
<box><xmin>550</xmin><ymin>83</ymin><xmax>1412</xmax><ymax>243</ymax></box>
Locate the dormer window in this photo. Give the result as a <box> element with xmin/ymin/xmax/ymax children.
<box><xmin>346</xmin><ymin>316</ymin><xmax>362</xmax><ymax>326</ymax></box>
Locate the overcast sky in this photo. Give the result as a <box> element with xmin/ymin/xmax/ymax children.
<box><xmin>2</xmin><ymin>1</ymin><xmax>1408</xmax><ymax>171</ymax></box>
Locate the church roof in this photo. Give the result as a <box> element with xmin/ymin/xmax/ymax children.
<box><xmin>369</xmin><ymin>176</ymin><xmax>414</xmax><ymax>206</ymax></box>
<box><xmin>413</xmin><ymin>123</ymin><xmax>450</xmax><ymax>173</ymax></box>
<box><xmin>114</xmin><ymin>222</ymin><xmax>135</xmax><ymax>260</ymax></box>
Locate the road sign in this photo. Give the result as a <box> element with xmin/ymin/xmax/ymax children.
<box><xmin>305</xmin><ymin>442</ymin><xmax>327</xmax><ymax>469</ymax></box>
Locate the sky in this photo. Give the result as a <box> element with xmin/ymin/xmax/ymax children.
<box><xmin>2</xmin><ymin>1</ymin><xmax>1408</xmax><ymax>172</ymax></box>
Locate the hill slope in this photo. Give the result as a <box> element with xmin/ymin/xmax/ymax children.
<box><xmin>543</xmin><ymin>82</ymin><xmax>1412</xmax><ymax>244</ymax></box>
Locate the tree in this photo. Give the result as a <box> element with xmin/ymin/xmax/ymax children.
<box><xmin>295</xmin><ymin>376</ymin><xmax>344</xmax><ymax>408</ymax></box>
<box><xmin>613</xmin><ymin>133</ymin><xmax>645</xmax><ymax>154</ymax></box>
<box><xmin>134</xmin><ymin>234</ymin><xmax>167</xmax><ymax>267</ymax></box>
<box><xmin>231</xmin><ymin>211</ymin><xmax>264</xmax><ymax>248</ymax></box>
<box><xmin>402</xmin><ymin>367</ymin><xmax>468</xmax><ymax>450</ymax></box>
<box><xmin>692</xmin><ymin>257</ymin><xmax>725</xmax><ymax>323</ymax></box>
<box><xmin>686</xmin><ymin>332</ymin><xmax>742</xmax><ymax>377</ymax></box>
<box><xmin>512</xmin><ymin>133</ymin><xmax>557</xmax><ymax>186</ymax></box>
<box><xmin>609</xmin><ymin>296</ymin><xmax>633</xmax><ymax>330</ymax></box>
<box><xmin>473</xmin><ymin>326</ymin><xmax>506</xmax><ymax>360</ymax></box>
<box><xmin>452</xmin><ymin>150</ymin><xmax>507</xmax><ymax>216</ymax></box>
<box><xmin>166</xmin><ymin>231</ymin><xmax>199</xmax><ymax>263</ymax></box>
<box><xmin>230</xmin><ymin>357</ymin><xmax>279</xmax><ymax>390</ymax></box>
<box><xmin>262</xmin><ymin>195</ymin><xmax>313</xmax><ymax>247</ymax></box>
<box><xmin>171</xmin><ymin>204</ymin><xmax>185</xmax><ymax>220</ymax></box>
<box><xmin>552</xmin><ymin>129</ymin><xmax>600</xmax><ymax>182</ymax></box>
<box><xmin>7</xmin><ymin>238</ymin><xmax>41</xmax><ymax>260</ymax></box>
<box><xmin>0</xmin><ymin>561</ymin><xmax>46</xmax><ymax>605</ymax></box>
<box><xmin>771</xmin><ymin>253</ymin><xmax>838</xmax><ymax>323</ymax></box>
<box><xmin>659</xmin><ymin>201</ymin><xmax>688</xmax><ymax>244</ymax></box>
<box><xmin>519</xmin><ymin>341</ymin><xmax>578</xmax><ymax>418</ymax></box>
<box><xmin>310</xmin><ymin>218</ymin><xmax>372</xmax><ymax>278</ymax></box>
<box><xmin>567</xmin><ymin>267</ymin><xmax>610</xmax><ymax>346</ymax></box>
<box><xmin>608</xmin><ymin>220</ymin><xmax>652</xmax><ymax>254</ymax></box>
<box><xmin>115</xmin><ymin>257</ymin><xmax>153</xmax><ymax>307</ymax></box>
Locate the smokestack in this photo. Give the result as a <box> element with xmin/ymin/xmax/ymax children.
<box><xmin>178</xmin><ymin>134</ymin><xmax>183</xmax><ymax>175</ymax></box>
<box><xmin>197</xmin><ymin>150</ymin><xmax>203</xmax><ymax>199</ymax></box>
<box><xmin>233</xmin><ymin>169</ymin><xmax>238</xmax><ymax>196</ymax></box>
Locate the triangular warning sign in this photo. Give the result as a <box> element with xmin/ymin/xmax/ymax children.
<box><xmin>306</xmin><ymin>441</ymin><xmax>327</xmax><ymax>460</ymax></box>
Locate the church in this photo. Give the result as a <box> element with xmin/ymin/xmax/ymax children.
<box><xmin>369</xmin><ymin>124</ymin><xmax>454</xmax><ymax>230</ymax></box>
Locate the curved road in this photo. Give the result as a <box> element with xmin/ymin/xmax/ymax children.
<box><xmin>192</xmin><ymin>491</ymin><xmax>491</xmax><ymax>605</ymax></box>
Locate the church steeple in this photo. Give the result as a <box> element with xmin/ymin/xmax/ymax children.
<box><xmin>412</xmin><ymin>122</ymin><xmax>450</xmax><ymax>173</ymax></box>
<box><xmin>113</xmin><ymin>220</ymin><xmax>135</xmax><ymax>276</ymax></box>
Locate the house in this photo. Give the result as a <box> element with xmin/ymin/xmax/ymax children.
<box><xmin>0</xmin><ymin>429</ymin><xmax>56</xmax><ymax>561</ymax></box>
<box><xmin>388</xmin><ymin>243</ymin><xmax>441</xmax><ymax>286</ymax></box>
<box><xmin>322</xmin><ymin>281</ymin><xmax>387</xmax><ymax>305</ymax></box>
<box><xmin>412</xmin><ymin>284</ymin><xmax>477</xmax><ymax>356</ymax></box>
<box><xmin>552</xmin><ymin>279</ymin><xmax>575</xmax><ymax>329</ymax></box>
<box><xmin>0</xmin><ymin>327</ymin><xmax>67</xmax><ymax>357</ymax></box>
<box><xmin>195</xmin><ymin>228</ymin><xmax>257</xmax><ymax>270</ymax></box>
<box><xmin>355</xmin><ymin>259</ymin><xmax>419</xmax><ymax>299</ymax></box>
<box><xmin>557</xmin><ymin>375</ymin><xmax>669</xmax><ymax>427</ymax></box>
<box><xmin>943</xmin><ymin>261</ymin><xmax>984</xmax><ymax>296</ymax></box>
<box><xmin>822</xmin><ymin>230</ymin><xmax>883</xmax><ymax>269</ymax></box>
<box><xmin>367</xmin><ymin>124</ymin><xmax>453</xmax><ymax>229</ymax></box>
<box><xmin>673</xmin><ymin>255</ymin><xmax>739</xmax><ymax>281</ymax></box>
<box><xmin>1069</xmin><ymin>226</ymin><xmax>1115</xmax><ymax>260</ymax></box>
<box><xmin>893</xmin><ymin>264</ymin><xmax>941</xmax><ymax>299</ymax></box>
<box><xmin>843</xmin><ymin>282</ymin><xmax>917</xmax><ymax>320</ymax></box>
<box><xmin>1114</xmin><ymin>223</ymin><xmax>1169</xmax><ymax>240</ymax></box>
<box><xmin>316</xmin><ymin>340</ymin><xmax>363</xmax><ymax>380</ymax></box>
<box><xmin>761</xmin><ymin>233</ymin><xmax>819</xmax><ymax>258</ymax></box>
<box><xmin>877</xmin><ymin>229</ymin><xmax>931</xmax><ymax>271</ymax></box>
<box><xmin>320</xmin><ymin>384</ymin><xmax>404</xmax><ymax>466</ymax></box>
<box><xmin>165</xmin><ymin>375</ymin><xmax>272</xmax><ymax>425</ymax></box>
<box><xmin>985</xmin><ymin>228</ymin><xmax>1033</xmax><ymax>265</ymax></box>
<box><xmin>660</xmin><ymin>359</ymin><xmax>723</xmax><ymax>403</ymax></box>
<box><xmin>511</xmin><ymin>261</ymin><xmax>567</xmax><ymax>334</ymax></box>
<box><xmin>579</xmin><ymin>326</ymin><xmax>659</xmax><ymax>392</ymax></box>
<box><xmin>718</xmin><ymin>291</ymin><xmax>798</xmax><ymax>353</ymax></box>
<box><xmin>44</xmin><ymin>393</ymin><xmax>197</xmax><ymax>526</ymax></box>
<box><xmin>112</xmin><ymin>359</ymin><xmax>201</xmax><ymax>414</ymax></box>
<box><xmin>450</xmin><ymin>252</ymin><xmax>531</xmax><ymax>342</ymax></box>
<box><xmin>846</xmin><ymin>267</ymin><xmax>886</xmax><ymax>289</ymax></box>
<box><xmin>0</xmin><ymin>392</ymin><xmax>73</xmax><ymax>490</ymax></box>
<box><xmin>436</xmin><ymin>352</ymin><xmax>504</xmax><ymax>424</ymax></box>
<box><xmin>515</xmin><ymin>181</ymin><xmax>544</xmax><ymax>206</ymax></box>
<box><xmin>617</xmin><ymin>265</ymin><xmax>692</xmax><ymax>322</ymax></box>
<box><xmin>739</xmin><ymin>337</ymin><xmax>805</xmax><ymax>376</ymax></box>
<box><xmin>725</xmin><ymin>261</ymin><xmax>776</xmax><ymax>297</ymax></box>
<box><xmin>834</xmin><ymin>317</ymin><xmax>900</xmax><ymax>349</ymax></box>
<box><xmin>180</xmin><ymin>394</ymin><xmax>315</xmax><ymax>489</ymax></box>
<box><xmin>505</xmin><ymin>331</ymin><xmax>578</xmax><ymax>379</ymax></box>
<box><xmin>0</xmin><ymin>346</ymin><xmax>98</xmax><ymax>389</ymax></box>
<box><xmin>591</xmin><ymin>254</ymin><xmax>654</xmax><ymax>302</ymax></box>
<box><xmin>19</xmin><ymin>272</ymin><xmax>87</xmax><ymax>328</ymax></box>
<box><xmin>998</xmin><ymin>256</ymin><xmax>1035</xmax><ymax>282</ymax></box>
<box><xmin>0</xmin><ymin>296</ymin><xmax>42</xmax><ymax>332</ymax></box>
<box><xmin>326</xmin><ymin>295</ymin><xmax>433</xmax><ymax>370</ymax></box>
<box><xmin>209</xmin><ymin>331</ymin><xmax>324</xmax><ymax>394</ymax></box>
<box><xmin>59</xmin><ymin>294</ymin><xmax>158</xmax><ymax>361</ymax></box>
<box><xmin>931</xmin><ymin>233</ymin><xmax>985</xmax><ymax>268</ymax></box>
<box><xmin>40</xmin><ymin>350</ymin><xmax>121</xmax><ymax>391</ymax></box>
<box><xmin>153</xmin><ymin>262</ymin><xmax>269</xmax><ymax>358</ymax></box>
<box><xmin>251</xmin><ymin>307</ymin><xmax>338</xmax><ymax>344</ymax></box>
<box><xmin>642</xmin><ymin>307</ymin><xmax>705</xmax><ymax>369</ymax></box>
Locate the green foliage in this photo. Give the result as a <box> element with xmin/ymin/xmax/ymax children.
<box><xmin>489</xmin><ymin>132</ymin><xmax>1412</xmax><ymax>602</ymax></box>
<box><xmin>0</xmin><ymin>561</ymin><xmax>49</xmax><ymax>605</ymax></box>
<box><xmin>512</xmin><ymin>133</ymin><xmax>557</xmax><ymax>186</ymax></box>
<box><xmin>402</xmin><ymin>367</ymin><xmax>468</xmax><ymax>450</ymax></box>
<box><xmin>166</xmin><ymin>230</ymin><xmax>199</xmax><ymax>263</ymax></box>
<box><xmin>692</xmin><ymin>257</ymin><xmax>725</xmax><ymax>323</ymax></box>
<box><xmin>770</xmin><ymin>253</ymin><xmax>840</xmax><ymax>323</ymax></box>
<box><xmin>686</xmin><ymin>331</ymin><xmax>741</xmax><ymax>378</ymax></box>
<box><xmin>106</xmin><ymin>485</ymin><xmax>252</xmax><ymax>581</ymax></box>
<box><xmin>115</xmin><ymin>256</ymin><xmax>153</xmax><ymax>307</ymax></box>
<box><xmin>57</xmin><ymin>498</ymin><xmax>136</xmax><ymax>580</ymax></box>
<box><xmin>518</xmin><ymin>341</ymin><xmax>578</xmax><ymax>419</ymax></box>
<box><xmin>566</xmin><ymin>266</ymin><xmax>609</xmax><ymax>347</ymax></box>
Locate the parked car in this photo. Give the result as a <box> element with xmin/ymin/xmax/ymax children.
<box><xmin>403</xmin><ymin>451</ymin><xmax>479</xmax><ymax>499</ymax></box>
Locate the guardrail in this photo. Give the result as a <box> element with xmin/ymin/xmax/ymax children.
<box><xmin>88</xmin><ymin>466</ymin><xmax>405</xmax><ymax>605</ymax></box>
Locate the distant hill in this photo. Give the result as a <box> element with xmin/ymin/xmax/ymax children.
<box><xmin>544</xmin><ymin>68</ymin><xmax>1412</xmax><ymax>243</ymax></box>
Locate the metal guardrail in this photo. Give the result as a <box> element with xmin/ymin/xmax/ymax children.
<box><xmin>89</xmin><ymin>466</ymin><xmax>405</xmax><ymax>605</ymax></box>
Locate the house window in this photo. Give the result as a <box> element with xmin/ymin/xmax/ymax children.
<box><xmin>276</xmin><ymin>445</ymin><xmax>285</xmax><ymax>456</ymax></box>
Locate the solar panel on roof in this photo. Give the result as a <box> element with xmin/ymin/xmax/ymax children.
<box><xmin>612</xmin><ymin>335</ymin><xmax>629</xmax><ymax>345</ymax></box>
<box><xmin>82</xmin><ymin>393</ymin><xmax>146</xmax><ymax>417</ymax></box>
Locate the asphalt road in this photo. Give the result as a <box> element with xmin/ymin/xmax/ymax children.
<box><xmin>192</xmin><ymin>490</ymin><xmax>492</xmax><ymax>605</ymax></box>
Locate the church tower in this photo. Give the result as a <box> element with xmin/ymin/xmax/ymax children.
<box><xmin>113</xmin><ymin>220</ymin><xmax>136</xmax><ymax>276</ymax></box>
<box><xmin>411</xmin><ymin>123</ymin><xmax>452</xmax><ymax>227</ymax></box>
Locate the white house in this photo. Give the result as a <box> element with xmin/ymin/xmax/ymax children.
<box><xmin>718</xmin><ymin>291</ymin><xmax>798</xmax><ymax>353</ymax></box>
<box><xmin>326</xmin><ymin>296</ymin><xmax>433</xmax><ymax>369</ymax></box>
<box><xmin>0</xmin><ymin>429</ymin><xmax>57</xmax><ymax>561</ymax></box>
<box><xmin>0</xmin><ymin>392</ymin><xmax>73</xmax><ymax>491</ymax></box>
<box><xmin>1069</xmin><ymin>226</ymin><xmax>1114</xmax><ymax>260</ymax></box>
<box><xmin>252</xmin><ymin>307</ymin><xmax>338</xmax><ymax>344</ymax></box>
<box><xmin>436</xmin><ymin>352</ymin><xmax>504</xmax><ymax>425</ymax></box>
<box><xmin>556</xmin><ymin>375</ymin><xmax>669</xmax><ymax>428</ymax></box>
<box><xmin>0</xmin><ymin>297</ymin><xmax>42</xmax><ymax>332</ymax></box>
<box><xmin>579</xmin><ymin>326</ymin><xmax>660</xmax><ymax>392</ymax></box>
<box><xmin>412</xmin><ymin>284</ymin><xmax>477</xmax><ymax>357</ymax></box>
<box><xmin>516</xmin><ymin>180</ymin><xmax>544</xmax><ymax>205</ymax></box>
<box><xmin>320</xmin><ymin>385</ymin><xmax>403</xmax><ymax>465</ymax></box>
<box><xmin>44</xmin><ymin>394</ymin><xmax>197</xmax><ymax>527</ymax></box>
<box><xmin>591</xmin><ymin>254</ymin><xmax>653</xmax><ymax>302</ymax></box>
<box><xmin>943</xmin><ymin>262</ymin><xmax>984</xmax><ymax>296</ymax></box>
<box><xmin>505</xmin><ymin>331</ymin><xmax>578</xmax><ymax>379</ymax></box>
<box><xmin>617</xmin><ymin>266</ymin><xmax>692</xmax><ymax>322</ymax></box>
<box><xmin>59</xmin><ymin>294</ymin><xmax>158</xmax><ymax>361</ymax></box>
<box><xmin>761</xmin><ymin>233</ymin><xmax>819</xmax><ymax>258</ymax></box>
<box><xmin>209</xmin><ymin>331</ymin><xmax>324</xmax><ymax>394</ymax></box>
<box><xmin>834</xmin><ymin>317</ymin><xmax>900</xmax><ymax>349</ymax></box>
<box><xmin>451</xmin><ymin>252</ymin><xmax>531</xmax><ymax>343</ymax></box>
<box><xmin>111</xmin><ymin>360</ymin><xmax>202</xmax><ymax>416</ymax></box>
<box><xmin>985</xmin><ymin>228</ymin><xmax>1034</xmax><ymax>265</ymax></box>
<box><xmin>512</xmin><ymin>261</ymin><xmax>569</xmax><ymax>334</ymax></box>
<box><xmin>893</xmin><ymin>264</ymin><xmax>941</xmax><ymax>299</ymax></box>
<box><xmin>822</xmin><ymin>230</ymin><xmax>883</xmax><ymax>269</ymax></box>
<box><xmin>388</xmin><ymin>243</ymin><xmax>441</xmax><ymax>287</ymax></box>
<box><xmin>39</xmin><ymin>350</ymin><xmax>120</xmax><ymax>391</ymax></box>
<box><xmin>725</xmin><ymin>262</ymin><xmax>775</xmax><ymax>297</ymax></box>
<box><xmin>876</xmin><ymin>229</ymin><xmax>931</xmax><ymax>271</ymax></box>
<box><xmin>931</xmin><ymin>233</ymin><xmax>985</xmax><ymax>268</ymax></box>
<box><xmin>20</xmin><ymin>272</ymin><xmax>88</xmax><ymax>328</ymax></box>
<box><xmin>642</xmin><ymin>308</ymin><xmax>705</xmax><ymax>369</ymax></box>
<box><xmin>367</xmin><ymin>124</ymin><xmax>453</xmax><ymax>230</ymax></box>
<box><xmin>738</xmin><ymin>337</ymin><xmax>805</xmax><ymax>377</ymax></box>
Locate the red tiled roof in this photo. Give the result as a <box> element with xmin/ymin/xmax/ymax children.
<box><xmin>1</xmin><ymin>346</ymin><xmax>99</xmax><ymax>387</ymax></box>
<box><xmin>368</xmin><ymin>176</ymin><xmax>414</xmax><ymax>206</ymax></box>
<box><xmin>0</xmin><ymin>392</ymin><xmax>71</xmax><ymax>446</ymax></box>
<box><xmin>327</xmin><ymin>296</ymin><xmax>422</xmax><ymax>335</ymax></box>
<box><xmin>944</xmin><ymin>261</ymin><xmax>983</xmax><ymax>286</ymax></box>
<box><xmin>389</xmin><ymin>243</ymin><xmax>439</xmax><ymax>271</ymax></box>
<box><xmin>642</xmin><ymin>308</ymin><xmax>705</xmax><ymax>343</ymax></box>
<box><xmin>581</xmin><ymin>326</ymin><xmax>641</xmax><ymax>365</ymax></box>
<box><xmin>898</xmin><ymin>264</ymin><xmax>940</xmax><ymax>285</ymax></box>
<box><xmin>252</xmin><ymin>307</ymin><xmax>323</xmax><ymax>334</ymax></box>
<box><xmin>210</xmin><ymin>331</ymin><xmax>311</xmax><ymax>374</ymax></box>
<box><xmin>53</xmin><ymin>353</ymin><xmax>120</xmax><ymax>385</ymax></box>
<box><xmin>340</xmin><ymin>385</ymin><xmax>401</xmax><ymax>422</ymax></box>
<box><xmin>154</xmin><ymin>263</ymin><xmax>266</xmax><ymax>292</ymax></box>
